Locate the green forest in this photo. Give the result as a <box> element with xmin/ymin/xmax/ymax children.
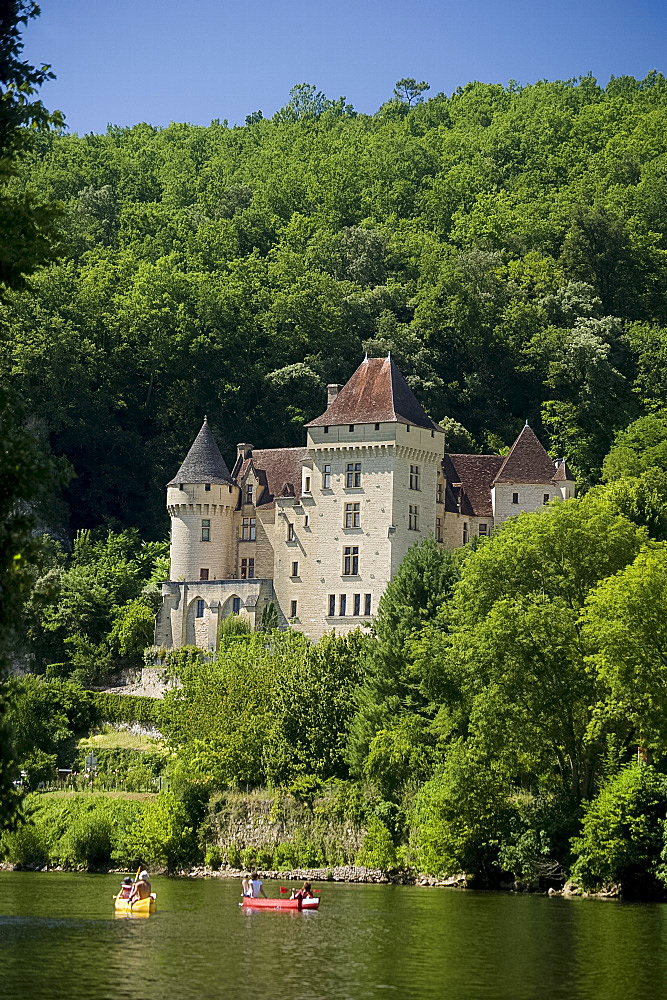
<box><xmin>2</xmin><ymin>5</ymin><xmax>667</xmax><ymax>897</ymax></box>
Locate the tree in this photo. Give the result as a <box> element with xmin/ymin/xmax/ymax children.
<box><xmin>438</xmin><ymin>493</ymin><xmax>646</xmax><ymax>801</ymax></box>
<box><xmin>393</xmin><ymin>79</ymin><xmax>430</xmax><ymax>107</ymax></box>
<box><xmin>602</xmin><ymin>411</ymin><xmax>667</xmax><ymax>482</ymax></box>
<box><xmin>0</xmin><ymin>1</ymin><xmax>60</xmax><ymax>831</ymax></box>
<box><xmin>581</xmin><ymin>544</ymin><xmax>667</xmax><ymax>751</ymax></box>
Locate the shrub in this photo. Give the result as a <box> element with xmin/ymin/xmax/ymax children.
<box><xmin>226</xmin><ymin>844</ymin><xmax>242</xmax><ymax>869</ymax></box>
<box><xmin>90</xmin><ymin>692</ymin><xmax>162</xmax><ymax>727</ymax></box>
<box><xmin>571</xmin><ymin>763</ymin><xmax>667</xmax><ymax>897</ymax></box>
<box><xmin>1</xmin><ymin>822</ymin><xmax>49</xmax><ymax>867</ymax></box>
<box><xmin>205</xmin><ymin>845</ymin><xmax>222</xmax><ymax>870</ymax></box>
<box><xmin>124</xmin><ymin>792</ymin><xmax>197</xmax><ymax>872</ymax></box>
<box><xmin>356</xmin><ymin>815</ymin><xmax>397</xmax><ymax>870</ymax></box>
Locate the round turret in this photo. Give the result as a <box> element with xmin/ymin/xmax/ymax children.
<box><xmin>167</xmin><ymin>418</ymin><xmax>239</xmax><ymax>581</ymax></box>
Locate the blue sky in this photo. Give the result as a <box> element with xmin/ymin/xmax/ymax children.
<box><xmin>22</xmin><ymin>0</ymin><xmax>667</xmax><ymax>134</ymax></box>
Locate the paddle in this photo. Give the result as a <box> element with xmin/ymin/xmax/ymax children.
<box><xmin>129</xmin><ymin>866</ymin><xmax>141</xmax><ymax>907</ymax></box>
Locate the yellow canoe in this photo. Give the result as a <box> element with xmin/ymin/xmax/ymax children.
<box><xmin>113</xmin><ymin>892</ymin><xmax>157</xmax><ymax>915</ymax></box>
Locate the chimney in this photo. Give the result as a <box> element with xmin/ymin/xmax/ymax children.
<box><xmin>327</xmin><ymin>384</ymin><xmax>342</xmax><ymax>407</ymax></box>
<box><xmin>236</xmin><ymin>443</ymin><xmax>254</xmax><ymax>462</ymax></box>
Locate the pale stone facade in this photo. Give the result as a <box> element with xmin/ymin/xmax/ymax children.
<box><xmin>155</xmin><ymin>358</ymin><xmax>575</xmax><ymax>649</ymax></box>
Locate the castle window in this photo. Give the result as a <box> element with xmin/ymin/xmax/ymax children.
<box><xmin>246</xmin><ymin>484</ymin><xmax>253</xmax><ymax>504</ymax></box>
<box><xmin>304</xmin><ymin>476</ymin><xmax>311</xmax><ymax>493</ymax></box>
<box><xmin>375</xmin><ymin>423</ymin><xmax>380</xmax><ymax>431</ymax></box>
<box><xmin>287</xmin><ymin>523</ymin><xmax>295</xmax><ymax>542</ymax></box>
<box><xmin>329</xmin><ymin>594</ymin><xmax>335</xmax><ymax>616</ymax></box>
<box><xmin>200</xmin><ymin>568</ymin><xmax>209</xmax><ymax>581</ymax></box>
<box><xmin>291</xmin><ymin>561</ymin><xmax>299</xmax><ymax>577</ymax></box>
<box><xmin>543</xmin><ymin>493</ymin><xmax>550</xmax><ymax>504</ymax></box>
<box><xmin>436</xmin><ymin>517</ymin><xmax>442</xmax><ymax>542</ymax></box>
<box><xmin>406</xmin><ymin>424</ymin><xmax>410</xmax><ymax>433</ymax></box>
<box><xmin>346</xmin><ymin>462</ymin><xmax>361</xmax><ymax>488</ymax></box>
<box><xmin>324</xmin><ymin>426</ymin><xmax>329</xmax><ymax>434</ymax></box>
<box><xmin>345</xmin><ymin>502</ymin><xmax>360</xmax><ymax>528</ymax></box>
<box><xmin>339</xmin><ymin>594</ymin><xmax>347</xmax><ymax>616</ymax></box>
<box><xmin>179</xmin><ymin>483</ymin><xmax>183</xmax><ymax>490</ymax></box>
<box><xmin>409</xmin><ymin>465</ymin><xmax>420</xmax><ymax>490</ymax></box>
<box><xmin>232</xmin><ymin>597</ymin><xmax>241</xmax><ymax>614</ymax></box>
<box><xmin>323</xmin><ymin>464</ymin><xmax>331</xmax><ymax>489</ymax></box>
<box><xmin>436</xmin><ymin>483</ymin><xmax>443</xmax><ymax>504</ymax></box>
<box><xmin>205</xmin><ymin>483</ymin><xmax>210</xmax><ymax>492</ymax></box>
<box><xmin>463</xmin><ymin>523</ymin><xmax>468</xmax><ymax>544</ymax></box>
<box><xmin>241</xmin><ymin>516</ymin><xmax>256</xmax><ymax>540</ymax></box>
<box><xmin>408</xmin><ymin>505</ymin><xmax>419</xmax><ymax>530</ymax></box>
<box><xmin>290</xmin><ymin>600</ymin><xmax>298</xmax><ymax>619</ymax></box>
<box><xmin>353</xmin><ymin>593</ymin><xmax>361</xmax><ymax>616</ymax></box>
<box><xmin>343</xmin><ymin>546</ymin><xmax>359</xmax><ymax>575</ymax></box>
<box><xmin>364</xmin><ymin>594</ymin><xmax>371</xmax><ymax>616</ymax></box>
<box><xmin>240</xmin><ymin>558</ymin><xmax>254</xmax><ymax>579</ymax></box>
<box><xmin>304</xmin><ymin>515</ymin><xmax>309</xmax><ymax>527</ymax></box>
<box><xmin>349</xmin><ymin>424</ymin><xmax>354</xmax><ymax>432</ymax></box>
<box><xmin>512</xmin><ymin>492</ymin><xmax>519</xmax><ymax>504</ymax></box>
<box><xmin>479</xmin><ymin>523</ymin><xmax>488</xmax><ymax>536</ymax></box>
<box><xmin>196</xmin><ymin>599</ymin><xmax>205</xmax><ymax>618</ymax></box>
<box><xmin>201</xmin><ymin>519</ymin><xmax>211</xmax><ymax>542</ymax></box>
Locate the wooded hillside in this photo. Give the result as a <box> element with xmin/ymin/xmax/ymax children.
<box><xmin>4</xmin><ymin>74</ymin><xmax>666</xmax><ymax>538</ymax></box>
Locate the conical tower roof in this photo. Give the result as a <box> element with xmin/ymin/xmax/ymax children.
<box><xmin>305</xmin><ymin>356</ymin><xmax>442</xmax><ymax>431</ymax></box>
<box><xmin>167</xmin><ymin>417</ymin><xmax>235</xmax><ymax>487</ymax></box>
<box><xmin>554</xmin><ymin>458</ymin><xmax>574</xmax><ymax>482</ymax></box>
<box><xmin>493</xmin><ymin>423</ymin><xmax>557</xmax><ymax>485</ymax></box>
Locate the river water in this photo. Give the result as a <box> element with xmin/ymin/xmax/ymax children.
<box><xmin>1</xmin><ymin>872</ymin><xmax>666</xmax><ymax>1000</ymax></box>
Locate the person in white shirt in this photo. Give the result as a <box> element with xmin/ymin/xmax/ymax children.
<box><xmin>250</xmin><ymin>871</ymin><xmax>266</xmax><ymax>898</ymax></box>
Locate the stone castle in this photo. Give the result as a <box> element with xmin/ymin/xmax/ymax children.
<box><xmin>155</xmin><ymin>356</ymin><xmax>574</xmax><ymax>648</ymax></box>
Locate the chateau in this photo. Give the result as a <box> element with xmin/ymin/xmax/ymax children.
<box><xmin>155</xmin><ymin>356</ymin><xmax>574</xmax><ymax>649</ymax></box>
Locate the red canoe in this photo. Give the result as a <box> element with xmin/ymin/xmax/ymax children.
<box><xmin>242</xmin><ymin>896</ymin><xmax>320</xmax><ymax>910</ymax></box>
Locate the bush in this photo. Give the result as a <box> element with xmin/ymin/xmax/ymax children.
<box><xmin>205</xmin><ymin>845</ymin><xmax>222</xmax><ymax>870</ymax></box>
<box><xmin>571</xmin><ymin>763</ymin><xmax>667</xmax><ymax>897</ymax></box>
<box><xmin>123</xmin><ymin>792</ymin><xmax>198</xmax><ymax>872</ymax></box>
<box><xmin>356</xmin><ymin>815</ymin><xmax>397</xmax><ymax>870</ymax></box>
<box><xmin>1</xmin><ymin>822</ymin><xmax>49</xmax><ymax>868</ymax></box>
<box><xmin>90</xmin><ymin>692</ymin><xmax>162</xmax><ymax>727</ymax></box>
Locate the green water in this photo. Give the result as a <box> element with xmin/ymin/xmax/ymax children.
<box><xmin>1</xmin><ymin>872</ymin><xmax>666</xmax><ymax>999</ymax></box>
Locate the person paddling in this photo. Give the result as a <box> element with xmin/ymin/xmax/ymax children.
<box><xmin>129</xmin><ymin>870</ymin><xmax>151</xmax><ymax>904</ymax></box>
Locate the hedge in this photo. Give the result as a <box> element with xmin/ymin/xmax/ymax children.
<box><xmin>91</xmin><ymin>692</ymin><xmax>163</xmax><ymax>727</ymax></box>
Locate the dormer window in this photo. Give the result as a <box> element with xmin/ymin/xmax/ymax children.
<box><xmin>246</xmin><ymin>484</ymin><xmax>253</xmax><ymax>504</ymax></box>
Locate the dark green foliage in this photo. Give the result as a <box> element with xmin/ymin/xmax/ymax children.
<box><xmin>7</xmin><ymin>676</ymin><xmax>96</xmax><ymax>763</ymax></box>
<box><xmin>90</xmin><ymin>692</ymin><xmax>162</xmax><ymax>727</ymax></box>
<box><xmin>1</xmin><ymin>74</ymin><xmax>666</xmax><ymax>542</ymax></box>
<box><xmin>347</xmin><ymin>539</ymin><xmax>460</xmax><ymax>779</ymax></box>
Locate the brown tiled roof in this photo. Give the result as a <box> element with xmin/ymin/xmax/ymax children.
<box><xmin>238</xmin><ymin>447</ymin><xmax>309</xmax><ymax>508</ymax></box>
<box><xmin>443</xmin><ymin>453</ymin><xmax>504</xmax><ymax>518</ymax></box>
<box><xmin>167</xmin><ymin>417</ymin><xmax>235</xmax><ymax>487</ymax></box>
<box><xmin>305</xmin><ymin>356</ymin><xmax>443</xmax><ymax>431</ymax></box>
<box><xmin>493</xmin><ymin>424</ymin><xmax>558</xmax><ymax>485</ymax></box>
<box><xmin>554</xmin><ymin>458</ymin><xmax>574</xmax><ymax>482</ymax></box>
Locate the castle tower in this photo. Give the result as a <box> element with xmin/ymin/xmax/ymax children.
<box><xmin>166</xmin><ymin>416</ymin><xmax>239</xmax><ymax>582</ymax></box>
<box><xmin>270</xmin><ymin>355</ymin><xmax>445</xmax><ymax>639</ymax></box>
